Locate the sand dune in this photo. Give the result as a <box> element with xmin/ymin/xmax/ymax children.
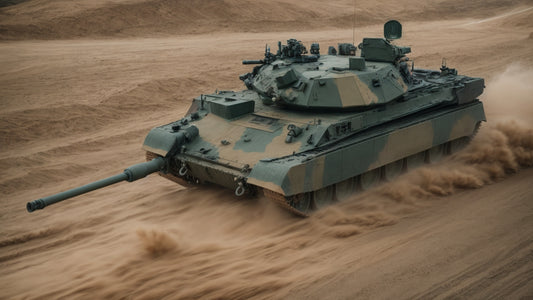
<box><xmin>1</xmin><ymin>0</ymin><xmax>533</xmax><ymax>299</ymax></box>
<box><xmin>1</xmin><ymin>0</ymin><xmax>531</xmax><ymax>40</ymax></box>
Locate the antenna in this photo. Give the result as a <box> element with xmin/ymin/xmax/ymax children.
<box><xmin>352</xmin><ymin>0</ymin><xmax>356</xmax><ymax>45</ymax></box>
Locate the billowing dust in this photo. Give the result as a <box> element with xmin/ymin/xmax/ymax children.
<box><xmin>376</xmin><ymin>122</ymin><xmax>533</xmax><ymax>203</ymax></box>
<box><xmin>483</xmin><ymin>64</ymin><xmax>533</xmax><ymax>125</ymax></box>
<box><xmin>136</xmin><ymin>229</ymin><xmax>178</xmax><ymax>257</ymax></box>
<box><xmin>125</xmin><ymin>58</ymin><xmax>533</xmax><ymax>300</ymax></box>
<box><xmin>369</xmin><ymin>65</ymin><xmax>533</xmax><ymax>204</ymax></box>
<box><xmin>1</xmin><ymin>1</ymin><xmax>533</xmax><ymax>299</ymax></box>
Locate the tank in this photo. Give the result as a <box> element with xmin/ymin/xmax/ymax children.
<box><xmin>27</xmin><ymin>20</ymin><xmax>485</xmax><ymax>216</ymax></box>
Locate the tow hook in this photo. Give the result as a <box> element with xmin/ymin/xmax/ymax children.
<box><xmin>178</xmin><ymin>161</ymin><xmax>188</xmax><ymax>176</ymax></box>
<box><xmin>234</xmin><ymin>178</ymin><xmax>247</xmax><ymax>196</ymax></box>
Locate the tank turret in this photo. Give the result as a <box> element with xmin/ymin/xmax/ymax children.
<box><xmin>238</xmin><ymin>21</ymin><xmax>412</xmax><ymax>110</ymax></box>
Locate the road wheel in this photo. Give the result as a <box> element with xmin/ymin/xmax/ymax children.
<box><xmin>359</xmin><ymin>168</ymin><xmax>381</xmax><ymax>191</ymax></box>
<box><xmin>313</xmin><ymin>186</ymin><xmax>335</xmax><ymax>209</ymax></box>
<box><xmin>427</xmin><ymin>144</ymin><xmax>445</xmax><ymax>163</ymax></box>
<box><xmin>336</xmin><ymin>178</ymin><xmax>355</xmax><ymax>201</ymax></box>
<box><xmin>405</xmin><ymin>151</ymin><xmax>426</xmax><ymax>171</ymax></box>
<box><xmin>383</xmin><ymin>159</ymin><xmax>404</xmax><ymax>181</ymax></box>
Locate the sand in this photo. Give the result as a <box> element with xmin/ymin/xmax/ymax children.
<box><xmin>1</xmin><ymin>0</ymin><xmax>532</xmax><ymax>299</ymax></box>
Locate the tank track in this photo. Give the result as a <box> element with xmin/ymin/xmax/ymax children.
<box><xmin>262</xmin><ymin>189</ymin><xmax>309</xmax><ymax>217</ymax></box>
<box><xmin>262</xmin><ymin>126</ymin><xmax>483</xmax><ymax>217</ymax></box>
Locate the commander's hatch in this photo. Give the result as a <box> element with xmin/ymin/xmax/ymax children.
<box><xmin>361</xmin><ymin>20</ymin><xmax>410</xmax><ymax>63</ymax></box>
<box><xmin>384</xmin><ymin>20</ymin><xmax>402</xmax><ymax>41</ymax></box>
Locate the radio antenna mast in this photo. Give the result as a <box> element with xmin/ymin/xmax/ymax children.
<box><xmin>352</xmin><ymin>0</ymin><xmax>356</xmax><ymax>45</ymax></box>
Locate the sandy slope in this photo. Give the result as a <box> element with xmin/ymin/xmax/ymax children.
<box><xmin>1</xmin><ymin>0</ymin><xmax>531</xmax><ymax>40</ymax></box>
<box><xmin>1</xmin><ymin>0</ymin><xmax>533</xmax><ymax>299</ymax></box>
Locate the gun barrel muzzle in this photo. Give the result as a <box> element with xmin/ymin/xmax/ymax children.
<box><xmin>27</xmin><ymin>157</ymin><xmax>165</xmax><ymax>212</ymax></box>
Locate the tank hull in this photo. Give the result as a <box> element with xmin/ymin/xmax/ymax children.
<box><xmin>146</xmin><ymin>100</ymin><xmax>484</xmax><ymax>215</ymax></box>
<box><xmin>248</xmin><ymin>101</ymin><xmax>485</xmax><ymax>195</ymax></box>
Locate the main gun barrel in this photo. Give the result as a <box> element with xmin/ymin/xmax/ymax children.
<box><xmin>27</xmin><ymin>157</ymin><xmax>166</xmax><ymax>212</ymax></box>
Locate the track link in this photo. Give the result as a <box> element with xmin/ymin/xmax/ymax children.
<box><xmin>263</xmin><ymin>189</ymin><xmax>310</xmax><ymax>217</ymax></box>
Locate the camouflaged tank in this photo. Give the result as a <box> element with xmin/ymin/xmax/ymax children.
<box><xmin>28</xmin><ymin>21</ymin><xmax>485</xmax><ymax>216</ymax></box>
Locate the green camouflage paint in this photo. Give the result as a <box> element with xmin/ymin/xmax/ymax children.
<box><xmin>27</xmin><ymin>21</ymin><xmax>486</xmax><ymax>216</ymax></box>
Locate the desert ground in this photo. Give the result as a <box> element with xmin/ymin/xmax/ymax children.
<box><xmin>1</xmin><ymin>0</ymin><xmax>532</xmax><ymax>299</ymax></box>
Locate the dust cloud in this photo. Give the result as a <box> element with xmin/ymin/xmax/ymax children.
<box><xmin>375</xmin><ymin>122</ymin><xmax>533</xmax><ymax>204</ymax></box>
<box><xmin>483</xmin><ymin>64</ymin><xmax>533</xmax><ymax>125</ymax></box>
<box><xmin>136</xmin><ymin>229</ymin><xmax>178</xmax><ymax>257</ymax></box>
